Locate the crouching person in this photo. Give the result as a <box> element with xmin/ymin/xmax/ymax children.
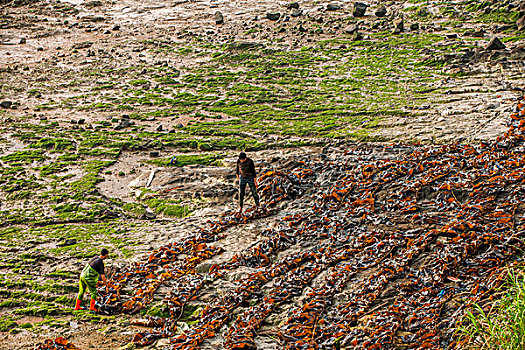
<box><xmin>74</xmin><ymin>248</ymin><xmax>109</xmax><ymax>312</ymax></box>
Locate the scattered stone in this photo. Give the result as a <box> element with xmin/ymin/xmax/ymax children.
<box><xmin>140</xmin><ymin>212</ymin><xmax>156</xmax><ymax>220</ymax></box>
<box><xmin>85</xmin><ymin>0</ymin><xmax>102</xmax><ymax>7</ymax></box>
<box><xmin>410</xmin><ymin>23</ymin><xmax>419</xmax><ymax>31</ymax></box>
<box><xmin>327</xmin><ymin>4</ymin><xmax>341</xmax><ymax>11</ymax></box>
<box><xmin>446</xmin><ymin>33</ymin><xmax>458</xmax><ymax>39</ymax></box>
<box><xmin>175</xmin><ymin>123</ymin><xmax>184</xmax><ymax>129</ymax></box>
<box><xmin>352</xmin><ymin>31</ymin><xmax>364</xmax><ymax>41</ymax></box>
<box><xmin>518</xmin><ymin>16</ymin><xmax>525</xmax><ymax>31</ymax></box>
<box><xmin>291</xmin><ymin>9</ymin><xmax>303</xmax><ymax>17</ymax></box>
<box><xmin>112</xmin><ymin>24</ymin><xmax>120</xmax><ymax>31</ymax></box>
<box><xmin>62</xmin><ymin>238</ymin><xmax>77</xmax><ymax>247</ymax></box>
<box><xmin>287</xmin><ymin>2</ymin><xmax>299</xmax><ymax>9</ymax></box>
<box><xmin>37</xmin><ymin>47</ymin><xmax>44</xmax><ymax>51</ymax></box>
<box><xmin>72</xmin><ymin>41</ymin><xmax>93</xmax><ymax>49</ymax></box>
<box><xmin>78</xmin><ymin>119</ymin><xmax>85</xmax><ymax>125</ymax></box>
<box><xmin>485</xmin><ymin>36</ymin><xmax>506</xmax><ymax>50</ymax></box>
<box><xmin>0</xmin><ymin>101</ymin><xmax>12</xmax><ymax>109</ymax></box>
<box><xmin>150</xmin><ymin>151</ymin><xmax>160</xmax><ymax>158</ymax></box>
<box><xmin>353</xmin><ymin>2</ymin><xmax>368</xmax><ymax>17</ymax></box>
<box><xmin>393</xmin><ymin>17</ymin><xmax>404</xmax><ymax>34</ymax></box>
<box><xmin>19</xmin><ymin>37</ymin><xmax>26</xmax><ymax>44</ymax></box>
<box><xmin>375</xmin><ymin>6</ymin><xmax>387</xmax><ymax>17</ymax></box>
<box><xmin>266</xmin><ymin>12</ymin><xmax>280</xmax><ymax>21</ymax></box>
<box><xmin>345</xmin><ymin>24</ymin><xmax>359</xmax><ymax>35</ymax></box>
<box><xmin>156</xmin><ymin>125</ymin><xmax>163</xmax><ymax>132</ymax></box>
<box><xmin>214</xmin><ymin>11</ymin><xmax>224</xmax><ymax>25</ymax></box>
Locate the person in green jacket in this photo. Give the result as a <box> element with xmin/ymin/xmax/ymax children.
<box><xmin>74</xmin><ymin>248</ymin><xmax>109</xmax><ymax>311</ymax></box>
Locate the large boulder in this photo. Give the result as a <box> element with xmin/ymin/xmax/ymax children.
<box><xmin>214</xmin><ymin>11</ymin><xmax>224</xmax><ymax>25</ymax></box>
<box><xmin>375</xmin><ymin>6</ymin><xmax>387</xmax><ymax>17</ymax></box>
<box><xmin>353</xmin><ymin>2</ymin><xmax>368</xmax><ymax>17</ymax></box>
<box><xmin>485</xmin><ymin>36</ymin><xmax>506</xmax><ymax>51</ymax></box>
<box><xmin>267</xmin><ymin>12</ymin><xmax>281</xmax><ymax>21</ymax></box>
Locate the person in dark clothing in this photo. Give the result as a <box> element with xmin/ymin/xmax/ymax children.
<box><xmin>236</xmin><ymin>152</ymin><xmax>260</xmax><ymax>214</ymax></box>
<box><xmin>75</xmin><ymin>248</ymin><xmax>109</xmax><ymax>312</ymax></box>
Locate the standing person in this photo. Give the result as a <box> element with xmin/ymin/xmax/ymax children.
<box><xmin>236</xmin><ymin>152</ymin><xmax>260</xmax><ymax>214</ymax></box>
<box><xmin>74</xmin><ymin>248</ymin><xmax>109</xmax><ymax>312</ymax></box>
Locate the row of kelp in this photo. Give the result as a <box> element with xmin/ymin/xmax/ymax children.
<box><xmin>36</xmin><ymin>96</ymin><xmax>525</xmax><ymax>350</ymax></box>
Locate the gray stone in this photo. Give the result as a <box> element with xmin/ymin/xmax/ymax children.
<box><xmin>352</xmin><ymin>31</ymin><xmax>364</xmax><ymax>41</ymax></box>
<box><xmin>0</xmin><ymin>101</ymin><xmax>12</xmax><ymax>109</ymax></box>
<box><xmin>410</xmin><ymin>22</ymin><xmax>419</xmax><ymax>31</ymax></box>
<box><xmin>140</xmin><ymin>212</ymin><xmax>157</xmax><ymax>220</ymax></box>
<box><xmin>393</xmin><ymin>17</ymin><xmax>404</xmax><ymax>34</ymax></box>
<box><xmin>214</xmin><ymin>11</ymin><xmax>224</xmax><ymax>25</ymax></box>
<box><xmin>446</xmin><ymin>33</ymin><xmax>458</xmax><ymax>39</ymax></box>
<box><xmin>353</xmin><ymin>2</ymin><xmax>368</xmax><ymax>17</ymax></box>
<box><xmin>62</xmin><ymin>239</ymin><xmax>77</xmax><ymax>247</ymax></box>
<box><xmin>291</xmin><ymin>9</ymin><xmax>303</xmax><ymax>17</ymax></box>
<box><xmin>266</xmin><ymin>12</ymin><xmax>280</xmax><ymax>21</ymax></box>
<box><xmin>375</xmin><ymin>6</ymin><xmax>387</xmax><ymax>17</ymax></box>
<box><xmin>518</xmin><ymin>16</ymin><xmax>525</xmax><ymax>31</ymax></box>
<box><xmin>345</xmin><ymin>25</ymin><xmax>359</xmax><ymax>34</ymax></box>
<box><xmin>175</xmin><ymin>123</ymin><xmax>184</xmax><ymax>128</ymax></box>
<box><xmin>485</xmin><ymin>36</ymin><xmax>506</xmax><ymax>50</ymax></box>
<box><xmin>156</xmin><ymin>124</ymin><xmax>163</xmax><ymax>132</ymax></box>
<box><xmin>287</xmin><ymin>2</ymin><xmax>299</xmax><ymax>9</ymax></box>
<box><xmin>19</xmin><ymin>37</ymin><xmax>26</xmax><ymax>44</ymax></box>
<box><xmin>327</xmin><ymin>4</ymin><xmax>341</xmax><ymax>11</ymax></box>
<box><xmin>150</xmin><ymin>151</ymin><xmax>160</xmax><ymax>157</ymax></box>
<box><xmin>112</xmin><ymin>24</ymin><xmax>120</xmax><ymax>30</ymax></box>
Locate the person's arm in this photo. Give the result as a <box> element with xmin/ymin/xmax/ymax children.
<box><xmin>236</xmin><ymin>160</ymin><xmax>240</xmax><ymax>181</ymax></box>
<box><xmin>100</xmin><ymin>274</ymin><xmax>108</xmax><ymax>292</ymax></box>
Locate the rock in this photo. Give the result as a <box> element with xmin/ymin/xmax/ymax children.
<box><xmin>214</xmin><ymin>11</ymin><xmax>224</xmax><ymax>25</ymax></box>
<box><xmin>72</xmin><ymin>41</ymin><xmax>93</xmax><ymax>49</ymax></box>
<box><xmin>393</xmin><ymin>17</ymin><xmax>404</xmax><ymax>34</ymax></box>
<box><xmin>150</xmin><ymin>151</ymin><xmax>160</xmax><ymax>157</ymax></box>
<box><xmin>375</xmin><ymin>6</ymin><xmax>387</xmax><ymax>17</ymax></box>
<box><xmin>156</xmin><ymin>124</ymin><xmax>163</xmax><ymax>132</ymax></box>
<box><xmin>410</xmin><ymin>22</ymin><xmax>419</xmax><ymax>31</ymax></box>
<box><xmin>510</xmin><ymin>45</ymin><xmax>525</xmax><ymax>60</ymax></box>
<box><xmin>266</xmin><ymin>12</ymin><xmax>280</xmax><ymax>21</ymax></box>
<box><xmin>352</xmin><ymin>31</ymin><xmax>364</xmax><ymax>41</ymax></box>
<box><xmin>62</xmin><ymin>239</ymin><xmax>77</xmax><ymax>247</ymax></box>
<box><xmin>345</xmin><ymin>25</ymin><xmax>359</xmax><ymax>34</ymax></box>
<box><xmin>287</xmin><ymin>2</ymin><xmax>299</xmax><ymax>9</ymax></box>
<box><xmin>518</xmin><ymin>16</ymin><xmax>525</xmax><ymax>31</ymax></box>
<box><xmin>327</xmin><ymin>4</ymin><xmax>341</xmax><ymax>11</ymax></box>
<box><xmin>485</xmin><ymin>36</ymin><xmax>506</xmax><ymax>50</ymax></box>
<box><xmin>175</xmin><ymin>123</ymin><xmax>184</xmax><ymax>128</ymax></box>
<box><xmin>291</xmin><ymin>9</ymin><xmax>303</xmax><ymax>17</ymax></box>
<box><xmin>140</xmin><ymin>212</ymin><xmax>156</xmax><ymax>220</ymax></box>
<box><xmin>353</xmin><ymin>2</ymin><xmax>368</xmax><ymax>17</ymax></box>
<box><xmin>112</xmin><ymin>24</ymin><xmax>120</xmax><ymax>30</ymax></box>
<box><xmin>19</xmin><ymin>37</ymin><xmax>26</xmax><ymax>44</ymax></box>
<box><xmin>446</xmin><ymin>33</ymin><xmax>458</xmax><ymax>39</ymax></box>
<box><xmin>0</xmin><ymin>101</ymin><xmax>12</xmax><ymax>109</ymax></box>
